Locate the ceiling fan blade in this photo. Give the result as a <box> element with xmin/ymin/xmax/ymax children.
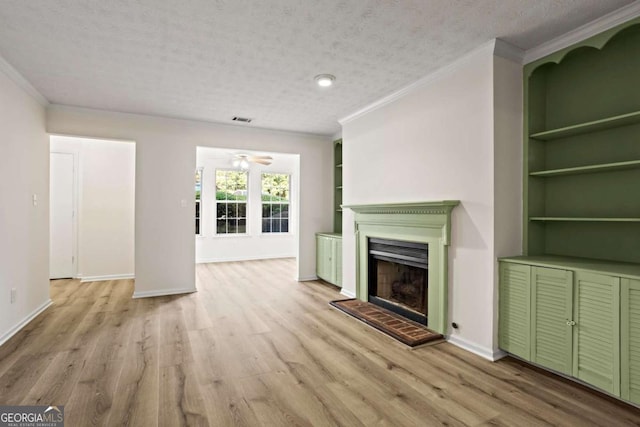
<box><xmin>250</xmin><ymin>155</ymin><xmax>273</xmax><ymax>160</ymax></box>
<box><xmin>251</xmin><ymin>158</ymin><xmax>272</xmax><ymax>165</ymax></box>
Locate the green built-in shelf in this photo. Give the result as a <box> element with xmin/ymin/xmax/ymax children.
<box><xmin>336</xmin><ymin>186</ymin><xmax>343</xmax><ymax>189</ymax></box>
<box><xmin>336</xmin><ymin>164</ymin><xmax>343</xmax><ymax>168</ymax></box>
<box><xmin>530</xmin><ymin>110</ymin><xmax>640</xmax><ymax>141</ymax></box>
<box><xmin>530</xmin><ymin>217</ymin><xmax>640</xmax><ymax>222</ymax></box>
<box><xmin>530</xmin><ymin>160</ymin><xmax>640</xmax><ymax>177</ymax></box>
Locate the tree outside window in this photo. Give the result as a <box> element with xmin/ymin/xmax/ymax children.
<box><xmin>215</xmin><ymin>170</ymin><xmax>248</xmax><ymax>234</ymax></box>
<box><xmin>262</xmin><ymin>173</ymin><xmax>289</xmax><ymax>233</ymax></box>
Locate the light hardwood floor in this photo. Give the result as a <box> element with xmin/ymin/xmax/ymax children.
<box><xmin>0</xmin><ymin>258</ymin><xmax>638</xmax><ymax>426</ymax></box>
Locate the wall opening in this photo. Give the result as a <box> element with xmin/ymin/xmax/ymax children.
<box><xmin>195</xmin><ymin>146</ymin><xmax>300</xmax><ymax>268</ymax></box>
<box><xmin>49</xmin><ymin>135</ymin><xmax>136</xmax><ymax>284</ymax></box>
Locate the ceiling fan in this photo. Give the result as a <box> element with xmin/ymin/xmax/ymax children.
<box><xmin>232</xmin><ymin>153</ymin><xmax>273</xmax><ymax>169</ymax></box>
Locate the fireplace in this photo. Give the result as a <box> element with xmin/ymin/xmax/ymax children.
<box><xmin>346</xmin><ymin>200</ymin><xmax>459</xmax><ymax>334</ymax></box>
<box><xmin>368</xmin><ymin>238</ymin><xmax>428</xmax><ymax>324</ymax></box>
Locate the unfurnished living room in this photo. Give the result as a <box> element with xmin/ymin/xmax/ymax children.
<box><xmin>2</xmin><ymin>1</ymin><xmax>640</xmax><ymax>425</ymax></box>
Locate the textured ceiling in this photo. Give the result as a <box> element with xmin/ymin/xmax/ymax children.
<box><xmin>0</xmin><ymin>0</ymin><xmax>633</xmax><ymax>135</ymax></box>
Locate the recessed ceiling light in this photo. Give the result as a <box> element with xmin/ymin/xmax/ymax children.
<box><xmin>315</xmin><ymin>74</ymin><xmax>335</xmax><ymax>87</ymax></box>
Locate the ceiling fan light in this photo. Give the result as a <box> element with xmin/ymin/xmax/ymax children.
<box><xmin>239</xmin><ymin>159</ymin><xmax>250</xmax><ymax>170</ymax></box>
<box><xmin>314</xmin><ymin>74</ymin><xmax>335</xmax><ymax>87</ymax></box>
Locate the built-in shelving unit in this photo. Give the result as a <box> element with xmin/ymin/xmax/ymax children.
<box><xmin>523</xmin><ymin>20</ymin><xmax>640</xmax><ymax>266</ymax></box>
<box><xmin>500</xmin><ymin>17</ymin><xmax>640</xmax><ymax>408</ymax></box>
<box><xmin>334</xmin><ymin>139</ymin><xmax>343</xmax><ymax>233</ymax></box>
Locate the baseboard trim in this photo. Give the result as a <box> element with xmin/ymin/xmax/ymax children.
<box><xmin>132</xmin><ymin>287</ymin><xmax>197</xmax><ymax>299</ymax></box>
<box><xmin>0</xmin><ymin>299</ymin><xmax>53</xmax><ymax>347</ymax></box>
<box><xmin>297</xmin><ymin>275</ymin><xmax>318</xmax><ymax>282</ymax></box>
<box><xmin>196</xmin><ymin>254</ymin><xmax>295</xmax><ymax>264</ymax></box>
<box><xmin>446</xmin><ymin>335</ymin><xmax>505</xmax><ymax>361</ymax></box>
<box><xmin>80</xmin><ymin>274</ymin><xmax>135</xmax><ymax>283</ymax></box>
<box><xmin>340</xmin><ymin>288</ymin><xmax>356</xmax><ymax>299</ymax></box>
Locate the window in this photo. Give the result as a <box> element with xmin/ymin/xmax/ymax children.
<box><xmin>215</xmin><ymin>170</ymin><xmax>248</xmax><ymax>234</ymax></box>
<box><xmin>195</xmin><ymin>168</ymin><xmax>202</xmax><ymax>235</ymax></box>
<box><xmin>261</xmin><ymin>173</ymin><xmax>290</xmax><ymax>233</ymax></box>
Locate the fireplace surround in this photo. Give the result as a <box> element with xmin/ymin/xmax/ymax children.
<box><xmin>343</xmin><ymin>201</ymin><xmax>459</xmax><ymax>334</ymax></box>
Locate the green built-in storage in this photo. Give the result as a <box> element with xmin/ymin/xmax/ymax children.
<box><xmin>524</xmin><ymin>19</ymin><xmax>640</xmax><ymax>263</ymax></box>
<box><xmin>500</xmin><ymin>18</ymin><xmax>640</xmax><ymax>406</ymax></box>
<box><xmin>334</xmin><ymin>139</ymin><xmax>343</xmax><ymax>233</ymax></box>
<box><xmin>316</xmin><ymin>233</ymin><xmax>342</xmax><ymax>287</ymax></box>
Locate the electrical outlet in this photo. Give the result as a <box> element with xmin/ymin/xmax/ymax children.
<box><xmin>10</xmin><ymin>288</ymin><xmax>16</xmax><ymax>303</ymax></box>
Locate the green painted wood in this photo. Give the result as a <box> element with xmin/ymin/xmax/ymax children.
<box><xmin>530</xmin><ymin>110</ymin><xmax>640</xmax><ymax>141</ymax></box>
<box><xmin>335</xmin><ymin>238</ymin><xmax>342</xmax><ymax>288</ymax></box>
<box><xmin>316</xmin><ymin>233</ymin><xmax>342</xmax><ymax>287</ymax></box>
<box><xmin>573</xmin><ymin>271</ymin><xmax>620</xmax><ymax>396</ymax></box>
<box><xmin>621</xmin><ymin>278</ymin><xmax>640</xmax><ymax>405</ymax></box>
<box><xmin>334</xmin><ymin>139</ymin><xmax>343</xmax><ymax>234</ymax></box>
<box><xmin>523</xmin><ymin>20</ymin><xmax>640</xmax><ymax>263</ymax></box>
<box><xmin>531</xmin><ymin>266</ymin><xmax>573</xmax><ymax>375</ymax></box>
<box><xmin>499</xmin><ymin>262</ymin><xmax>531</xmax><ymax>360</ymax></box>
<box><xmin>530</xmin><ymin>159</ymin><xmax>640</xmax><ymax>177</ymax></box>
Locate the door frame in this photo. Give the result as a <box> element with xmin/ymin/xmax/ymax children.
<box><xmin>50</xmin><ymin>149</ymin><xmax>80</xmax><ymax>279</ymax></box>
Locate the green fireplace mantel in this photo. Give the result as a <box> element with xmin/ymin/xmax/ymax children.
<box><xmin>343</xmin><ymin>200</ymin><xmax>460</xmax><ymax>334</ymax></box>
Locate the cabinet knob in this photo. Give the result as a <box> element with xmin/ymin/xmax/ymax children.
<box><xmin>566</xmin><ymin>320</ymin><xmax>576</xmax><ymax>326</ymax></box>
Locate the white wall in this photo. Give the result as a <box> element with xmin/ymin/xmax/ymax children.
<box><xmin>50</xmin><ymin>136</ymin><xmax>135</xmax><ymax>281</ymax></box>
<box><xmin>46</xmin><ymin>106</ymin><xmax>333</xmax><ymax>297</ymax></box>
<box><xmin>196</xmin><ymin>147</ymin><xmax>298</xmax><ymax>263</ymax></box>
<box><xmin>341</xmin><ymin>43</ymin><xmax>521</xmax><ymax>358</ymax></box>
<box><xmin>0</xmin><ymin>65</ymin><xmax>50</xmax><ymax>345</ymax></box>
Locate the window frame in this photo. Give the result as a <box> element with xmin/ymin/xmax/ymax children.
<box><xmin>260</xmin><ymin>172</ymin><xmax>291</xmax><ymax>235</ymax></box>
<box><xmin>214</xmin><ymin>168</ymin><xmax>249</xmax><ymax>236</ymax></box>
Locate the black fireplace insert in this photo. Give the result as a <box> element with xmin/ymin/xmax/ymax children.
<box><xmin>368</xmin><ymin>238</ymin><xmax>429</xmax><ymax>324</ymax></box>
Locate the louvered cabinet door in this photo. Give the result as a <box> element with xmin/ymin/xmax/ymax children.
<box><xmin>622</xmin><ymin>278</ymin><xmax>640</xmax><ymax>405</ymax></box>
<box><xmin>531</xmin><ymin>267</ymin><xmax>573</xmax><ymax>375</ymax></box>
<box><xmin>573</xmin><ymin>271</ymin><xmax>620</xmax><ymax>396</ymax></box>
<box><xmin>499</xmin><ymin>263</ymin><xmax>531</xmax><ymax>360</ymax></box>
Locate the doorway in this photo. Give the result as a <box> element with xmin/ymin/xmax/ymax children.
<box><xmin>49</xmin><ymin>135</ymin><xmax>135</xmax><ymax>282</ymax></box>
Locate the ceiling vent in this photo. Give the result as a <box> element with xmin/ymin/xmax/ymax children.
<box><xmin>232</xmin><ymin>116</ymin><xmax>253</xmax><ymax>123</ymax></box>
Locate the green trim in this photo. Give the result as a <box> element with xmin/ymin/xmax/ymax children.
<box><xmin>525</xmin><ymin>17</ymin><xmax>640</xmax><ymax>77</ymax></box>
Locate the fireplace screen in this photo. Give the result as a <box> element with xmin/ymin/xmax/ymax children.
<box><xmin>375</xmin><ymin>260</ymin><xmax>427</xmax><ymax>315</ymax></box>
<box><xmin>368</xmin><ymin>238</ymin><xmax>429</xmax><ymax>324</ymax></box>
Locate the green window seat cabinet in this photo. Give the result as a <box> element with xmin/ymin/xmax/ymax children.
<box><xmin>499</xmin><ymin>258</ymin><xmax>635</xmax><ymax>401</ymax></box>
<box><xmin>316</xmin><ymin>233</ymin><xmax>342</xmax><ymax>287</ymax></box>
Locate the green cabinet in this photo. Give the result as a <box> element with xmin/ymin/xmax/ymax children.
<box><xmin>531</xmin><ymin>266</ymin><xmax>573</xmax><ymax>376</ymax></box>
<box><xmin>499</xmin><ymin>261</ymin><xmax>625</xmax><ymax>399</ymax></box>
<box><xmin>621</xmin><ymin>278</ymin><xmax>640</xmax><ymax>405</ymax></box>
<box><xmin>316</xmin><ymin>233</ymin><xmax>342</xmax><ymax>287</ymax></box>
<box><xmin>573</xmin><ymin>271</ymin><xmax>620</xmax><ymax>395</ymax></box>
<box><xmin>499</xmin><ymin>263</ymin><xmax>531</xmax><ymax>359</ymax></box>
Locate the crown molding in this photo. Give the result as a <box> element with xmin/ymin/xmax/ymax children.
<box><xmin>338</xmin><ymin>38</ymin><xmax>522</xmax><ymax>126</ymax></box>
<box><xmin>523</xmin><ymin>2</ymin><xmax>640</xmax><ymax>64</ymax></box>
<box><xmin>0</xmin><ymin>54</ymin><xmax>48</xmax><ymax>107</ymax></box>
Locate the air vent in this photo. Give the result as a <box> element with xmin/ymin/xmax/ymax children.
<box><xmin>232</xmin><ymin>117</ymin><xmax>253</xmax><ymax>123</ymax></box>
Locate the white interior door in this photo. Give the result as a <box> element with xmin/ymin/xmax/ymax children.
<box><xmin>50</xmin><ymin>152</ymin><xmax>75</xmax><ymax>279</ymax></box>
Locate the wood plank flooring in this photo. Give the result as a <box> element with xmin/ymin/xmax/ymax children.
<box><xmin>0</xmin><ymin>258</ymin><xmax>638</xmax><ymax>426</ymax></box>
